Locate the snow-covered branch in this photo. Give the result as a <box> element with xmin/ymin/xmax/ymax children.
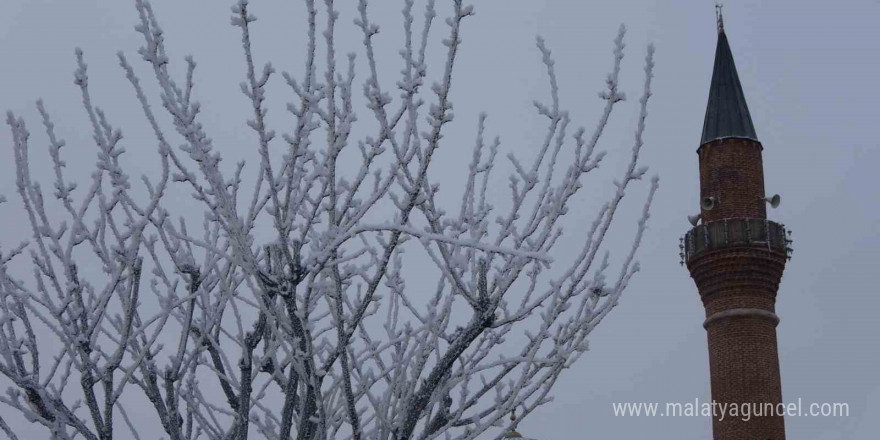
<box><xmin>0</xmin><ymin>2</ymin><xmax>658</xmax><ymax>440</ymax></box>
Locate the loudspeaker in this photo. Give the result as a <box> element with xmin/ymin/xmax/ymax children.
<box><xmin>700</xmin><ymin>196</ymin><xmax>716</xmax><ymax>211</ymax></box>
<box><xmin>764</xmin><ymin>194</ymin><xmax>781</xmax><ymax>208</ymax></box>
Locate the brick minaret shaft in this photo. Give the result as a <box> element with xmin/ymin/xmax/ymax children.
<box><xmin>684</xmin><ymin>13</ymin><xmax>789</xmax><ymax>440</ymax></box>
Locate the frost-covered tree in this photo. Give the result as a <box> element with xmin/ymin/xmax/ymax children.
<box><xmin>0</xmin><ymin>1</ymin><xmax>658</xmax><ymax>439</ymax></box>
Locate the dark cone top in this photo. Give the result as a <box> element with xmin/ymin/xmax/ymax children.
<box><xmin>701</xmin><ymin>30</ymin><xmax>758</xmax><ymax>144</ymax></box>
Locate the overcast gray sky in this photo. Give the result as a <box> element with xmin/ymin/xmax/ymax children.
<box><xmin>2</xmin><ymin>0</ymin><xmax>878</xmax><ymax>439</ymax></box>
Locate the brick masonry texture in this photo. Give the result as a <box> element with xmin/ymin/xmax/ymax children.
<box><xmin>687</xmin><ymin>137</ymin><xmax>788</xmax><ymax>440</ymax></box>
<box><xmin>698</xmin><ymin>138</ymin><xmax>767</xmax><ymax>223</ymax></box>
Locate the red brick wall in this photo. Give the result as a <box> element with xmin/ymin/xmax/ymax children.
<box><xmin>698</xmin><ymin>138</ymin><xmax>767</xmax><ymax>223</ymax></box>
<box><xmin>688</xmin><ymin>137</ymin><xmax>788</xmax><ymax>440</ymax></box>
<box><xmin>706</xmin><ymin>315</ymin><xmax>785</xmax><ymax>440</ymax></box>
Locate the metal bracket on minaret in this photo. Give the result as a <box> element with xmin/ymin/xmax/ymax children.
<box><xmin>715</xmin><ymin>3</ymin><xmax>725</xmax><ymax>34</ymax></box>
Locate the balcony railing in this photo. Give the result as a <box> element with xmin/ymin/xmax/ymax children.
<box><xmin>680</xmin><ymin>218</ymin><xmax>791</xmax><ymax>264</ymax></box>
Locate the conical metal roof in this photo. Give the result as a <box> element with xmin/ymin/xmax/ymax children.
<box><xmin>700</xmin><ymin>27</ymin><xmax>758</xmax><ymax>144</ymax></box>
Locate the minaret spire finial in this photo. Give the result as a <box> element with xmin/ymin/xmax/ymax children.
<box><xmin>715</xmin><ymin>3</ymin><xmax>725</xmax><ymax>34</ymax></box>
<box><xmin>503</xmin><ymin>409</ymin><xmax>523</xmax><ymax>438</ymax></box>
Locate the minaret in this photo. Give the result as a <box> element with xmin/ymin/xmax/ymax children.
<box><xmin>682</xmin><ymin>7</ymin><xmax>792</xmax><ymax>440</ymax></box>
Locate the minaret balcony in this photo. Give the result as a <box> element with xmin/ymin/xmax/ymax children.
<box><xmin>681</xmin><ymin>218</ymin><xmax>791</xmax><ymax>264</ymax></box>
